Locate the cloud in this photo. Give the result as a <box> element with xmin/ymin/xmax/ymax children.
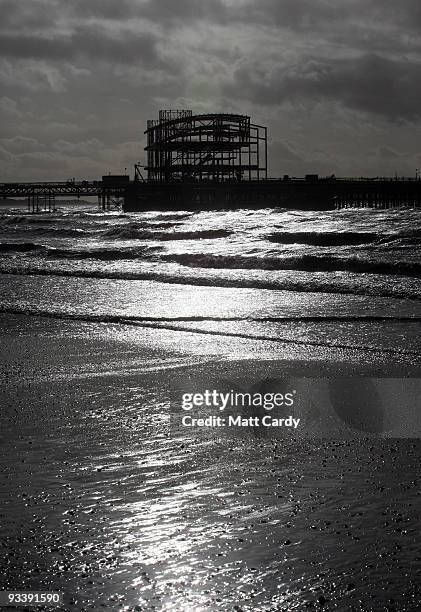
<box><xmin>0</xmin><ymin>26</ymin><xmax>166</xmax><ymax>67</ymax></box>
<box><xmin>225</xmin><ymin>54</ymin><xmax>421</xmax><ymax>121</ymax></box>
<box><xmin>269</xmin><ymin>140</ymin><xmax>303</xmax><ymax>162</ymax></box>
<box><xmin>241</xmin><ymin>0</ymin><xmax>350</xmax><ymax>30</ymax></box>
<box><xmin>0</xmin><ymin>58</ymin><xmax>68</xmax><ymax>92</ymax></box>
<box><xmin>0</xmin><ymin>0</ymin><xmax>231</xmax><ymax>28</ymax></box>
<box><xmin>0</xmin><ymin>0</ymin><xmax>57</xmax><ymax>30</ymax></box>
<box><xmin>0</xmin><ymin>144</ymin><xmax>14</xmax><ymax>161</ymax></box>
<box><xmin>0</xmin><ymin>136</ymin><xmax>43</xmax><ymax>154</ymax></box>
<box><xmin>377</xmin><ymin>146</ymin><xmax>404</xmax><ymax>159</ymax></box>
<box><xmin>64</xmin><ymin>0</ymin><xmax>141</xmax><ymax>21</ymax></box>
<box><xmin>137</xmin><ymin>0</ymin><xmax>230</xmax><ymax>25</ymax></box>
<box><xmin>52</xmin><ymin>138</ymin><xmax>104</xmax><ymax>155</ymax></box>
<box><xmin>0</xmin><ymin>96</ymin><xmax>22</xmax><ymax>116</ymax></box>
<box><xmin>0</xmin><ymin>0</ymin><xmax>420</xmax><ymax>179</ymax></box>
<box><xmin>17</xmin><ymin>151</ymin><xmax>71</xmax><ymax>172</ymax></box>
<box><xmin>60</xmin><ymin>0</ymin><xmax>231</xmax><ymax>25</ymax></box>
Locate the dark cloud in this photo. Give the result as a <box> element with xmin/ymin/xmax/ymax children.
<box><xmin>369</xmin><ymin>0</ymin><xmax>421</xmax><ymax>30</ymax></box>
<box><xmin>269</xmin><ymin>140</ymin><xmax>303</xmax><ymax>162</ymax></box>
<box><xmin>0</xmin><ymin>0</ymin><xmax>354</xmax><ymax>31</ymax></box>
<box><xmin>65</xmin><ymin>0</ymin><xmax>140</xmax><ymax>21</ymax></box>
<box><xmin>242</xmin><ymin>0</ymin><xmax>421</xmax><ymax>36</ymax></box>
<box><xmin>137</xmin><ymin>0</ymin><xmax>229</xmax><ymax>25</ymax></box>
<box><xmin>1</xmin><ymin>0</ymin><xmax>420</xmax><ymax>180</ymax></box>
<box><xmin>2</xmin><ymin>0</ymin><xmax>420</xmax><ymax>34</ymax></box>
<box><xmin>0</xmin><ymin>136</ymin><xmax>44</xmax><ymax>154</ymax></box>
<box><xmin>242</xmin><ymin>0</ymin><xmax>350</xmax><ymax>30</ymax></box>
<box><xmin>377</xmin><ymin>146</ymin><xmax>405</xmax><ymax>159</ymax></box>
<box><xmin>0</xmin><ymin>26</ymin><xmax>166</xmax><ymax>67</ymax></box>
<box><xmin>64</xmin><ymin>0</ymin><xmax>414</xmax><ymax>35</ymax></box>
<box><xmin>0</xmin><ymin>0</ymin><xmax>57</xmax><ymax>30</ymax></box>
<box><xmin>66</xmin><ymin>0</ymin><xmax>230</xmax><ymax>24</ymax></box>
<box><xmin>225</xmin><ymin>54</ymin><xmax>421</xmax><ymax>122</ymax></box>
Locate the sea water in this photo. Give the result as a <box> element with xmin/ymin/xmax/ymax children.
<box><xmin>0</xmin><ymin>202</ymin><xmax>421</xmax><ymax>359</ymax></box>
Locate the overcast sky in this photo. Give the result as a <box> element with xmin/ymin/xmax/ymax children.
<box><xmin>1</xmin><ymin>0</ymin><xmax>421</xmax><ymax>181</ymax></box>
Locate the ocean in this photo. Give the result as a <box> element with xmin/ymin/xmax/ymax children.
<box><xmin>1</xmin><ymin>202</ymin><xmax>421</xmax><ymax>358</ymax></box>
<box><xmin>0</xmin><ymin>201</ymin><xmax>421</xmax><ymax>610</ymax></box>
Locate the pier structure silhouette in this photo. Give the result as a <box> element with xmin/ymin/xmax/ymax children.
<box><xmin>2</xmin><ymin>110</ymin><xmax>421</xmax><ymax>211</ymax></box>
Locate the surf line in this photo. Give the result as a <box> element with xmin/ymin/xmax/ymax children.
<box><xmin>137</xmin><ymin>320</ymin><xmax>420</xmax><ymax>357</ymax></box>
<box><xmin>1</xmin><ymin>305</ymin><xmax>420</xmax><ymax>324</ymax></box>
<box><xmin>0</xmin><ymin>306</ymin><xmax>420</xmax><ymax>357</ymax></box>
<box><xmin>0</xmin><ymin>268</ymin><xmax>420</xmax><ymax>302</ymax></box>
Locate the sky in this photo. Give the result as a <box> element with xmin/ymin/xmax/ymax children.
<box><xmin>1</xmin><ymin>0</ymin><xmax>421</xmax><ymax>181</ymax></box>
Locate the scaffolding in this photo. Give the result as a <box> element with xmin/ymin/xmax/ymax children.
<box><xmin>144</xmin><ymin>110</ymin><xmax>267</xmax><ymax>182</ymax></box>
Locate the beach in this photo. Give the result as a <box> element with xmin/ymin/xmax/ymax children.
<box><xmin>0</xmin><ymin>311</ymin><xmax>420</xmax><ymax>610</ymax></box>
<box><xmin>1</xmin><ymin>204</ymin><xmax>421</xmax><ymax>610</ymax></box>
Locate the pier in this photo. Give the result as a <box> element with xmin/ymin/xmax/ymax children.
<box><xmin>124</xmin><ymin>109</ymin><xmax>421</xmax><ymax>211</ymax></box>
<box><xmin>0</xmin><ymin>177</ymin><xmax>128</xmax><ymax>212</ymax></box>
<box><xmin>2</xmin><ymin>175</ymin><xmax>421</xmax><ymax>213</ymax></box>
<box><xmin>123</xmin><ymin>174</ymin><xmax>421</xmax><ymax>211</ymax></box>
<box><xmin>1</xmin><ymin>109</ymin><xmax>421</xmax><ymax>212</ymax></box>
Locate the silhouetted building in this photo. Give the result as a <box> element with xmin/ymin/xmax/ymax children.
<box><xmin>144</xmin><ymin>110</ymin><xmax>267</xmax><ymax>183</ymax></box>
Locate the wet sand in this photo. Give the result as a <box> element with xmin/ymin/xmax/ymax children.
<box><xmin>1</xmin><ymin>314</ymin><xmax>421</xmax><ymax>611</ymax></box>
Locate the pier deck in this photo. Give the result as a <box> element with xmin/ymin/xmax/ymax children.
<box><xmin>2</xmin><ymin>177</ymin><xmax>421</xmax><ymax>212</ymax></box>
<box><xmin>123</xmin><ymin>177</ymin><xmax>421</xmax><ymax>211</ymax></box>
<box><xmin>0</xmin><ymin>179</ymin><xmax>127</xmax><ymax>212</ymax></box>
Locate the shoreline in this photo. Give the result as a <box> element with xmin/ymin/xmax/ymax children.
<box><xmin>1</xmin><ymin>312</ymin><xmax>421</xmax><ymax>378</ymax></box>
<box><xmin>1</xmin><ymin>312</ymin><xmax>420</xmax><ymax>440</ymax></box>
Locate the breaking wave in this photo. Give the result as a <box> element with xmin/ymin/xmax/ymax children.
<box><xmin>0</xmin><ymin>242</ymin><xmax>159</xmax><ymax>260</ymax></box>
<box><xmin>102</xmin><ymin>227</ymin><xmax>231</xmax><ymax>240</ymax></box>
<box><xmin>0</xmin><ymin>266</ymin><xmax>419</xmax><ymax>300</ymax></box>
<box><xmin>267</xmin><ymin>231</ymin><xmax>380</xmax><ymax>246</ymax></box>
<box><xmin>161</xmin><ymin>253</ymin><xmax>421</xmax><ymax>278</ymax></box>
<box><xmin>0</xmin><ymin>242</ymin><xmax>44</xmax><ymax>252</ymax></box>
<box><xmin>0</xmin><ymin>226</ymin><xmax>89</xmax><ymax>237</ymax></box>
<box><xmin>0</xmin><ymin>215</ymin><xmax>53</xmax><ymax>226</ymax></box>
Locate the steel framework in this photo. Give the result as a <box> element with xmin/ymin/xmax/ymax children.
<box><xmin>144</xmin><ymin>110</ymin><xmax>267</xmax><ymax>182</ymax></box>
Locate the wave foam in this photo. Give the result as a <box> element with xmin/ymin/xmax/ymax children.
<box><xmin>161</xmin><ymin>253</ymin><xmax>421</xmax><ymax>278</ymax></box>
